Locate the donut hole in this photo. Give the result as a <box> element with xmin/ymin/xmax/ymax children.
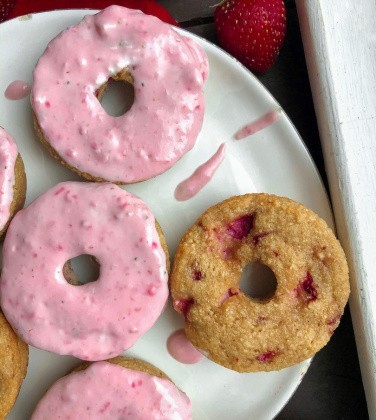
<box><xmin>240</xmin><ymin>262</ymin><xmax>277</xmax><ymax>301</ymax></box>
<box><xmin>98</xmin><ymin>76</ymin><xmax>135</xmax><ymax>117</ymax></box>
<box><xmin>63</xmin><ymin>254</ymin><xmax>100</xmax><ymax>286</ymax></box>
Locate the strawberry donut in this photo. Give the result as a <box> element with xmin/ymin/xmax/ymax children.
<box><xmin>171</xmin><ymin>194</ymin><xmax>350</xmax><ymax>372</ymax></box>
<box><xmin>0</xmin><ymin>310</ymin><xmax>28</xmax><ymax>418</ymax></box>
<box><xmin>31</xmin><ymin>5</ymin><xmax>208</xmax><ymax>184</ymax></box>
<box><xmin>0</xmin><ymin>182</ymin><xmax>169</xmax><ymax>360</ymax></box>
<box><xmin>32</xmin><ymin>357</ymin><xmax>191</xmax><ymax>420</ymax></box>
<box><xmin>0</xmin><ymin>127</ymin><xmax>27</xmax><ymax>239</ymax></box>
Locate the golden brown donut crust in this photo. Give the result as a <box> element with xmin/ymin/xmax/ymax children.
<box><xmin>0</xmin><ymin>154</ymin><xmax>27</xmax><ymax>240</ymax></box>
<box><xmin>73</xmin><ymin>356</ymin><xmax>170</xmax><ymax>382</ymax></box>
<box><xmin>170</xmin><ymin>194</ymin><xmax>350</xmax><ymax>372</ymax></box>
<box><xmin>0</xmin><ymin>311</ymin><xmax>28</xmax><ymax>418</ymax></box>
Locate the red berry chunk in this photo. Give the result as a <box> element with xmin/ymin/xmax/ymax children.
<box><xmin>327</xmin><ymin>314</ymin><xmax>341</xmax><ymax>325</ymax></box>
<box><xmin>227</xmin><ymin>213</ymin><xmax>254</xmax><ymax>239</ymax></box>
<box><xmin>295</xmin><ymin>272</ymin><xmax>318</xmax><ymax>302</ymax></box>
<box><xmin>174</xmin><ymin>298</ymin><xmax>194</xmax><ymax>319</ymax></box>
<box><xmin>326</xmin><ymin>313</ymin><xmax>341</xmax><ymax>334</ymax></box>
<box><xmin>220</xmin><ymin>288</ymin><xmax>239</xmax><ymax>304</ymax></box>
<box><xmin>228</xmin><ymin>288</ymin><xmax>238</xmax><ymax>297</ymax></box>
<box><xmin>301</xmin><ymin>272</ymin><xmax>318</xmax><ymax>301</ymax></box>
<box><xmin>192</xmin><ymin>269</ymin><xmax>202</xmax><ymax>281</ymax></box>
<box><xmin>257</xmin><ymin>350</ymin><xmax>277</xmax><ymax>363</ymax></box>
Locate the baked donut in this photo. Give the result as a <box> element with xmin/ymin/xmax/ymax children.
<box><xmin>0</xmin><ymin>182</ymin><xmax>169</xmax><ymax>360</ymax></box>
<box><xmin>31</xmin><ymin>5</ymin><xmax>208</xmax><ymax>184</ymax></box>
<box><xmin>31</xmin><ymin>357</ymin><xmax>191</xmax><ymax>419</ymax></box>
<box><xmin>0</xmin><ymin>310</ymin><xmax>28</xmax><ymax>418</ymax></box>
<box><xmin>0</xmin><ymin>127</ymin><xmax>27</xmax><ymax>239</ymax></box>
<box><xmin>170</xmin><ymin>194</ymin><xmax>350</xmax><ymax>372</ymax></box>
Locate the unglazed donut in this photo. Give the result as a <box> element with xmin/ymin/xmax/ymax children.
<box><xmin>0</xmin><ymin>310</ymin><xmax>28</xmax><ymax>418</ymax></box>
<box><xmin>170</xmin><ymin>194</ymin><xmax>350</xmax><ymax>372</ymax></box>
<box><xmin>0</xmin><ymin>182</ymin><xmax>169</xmax><ymax>360</ymax></box>
<box><xmin>31</xmin><ymin>5</ymin><xmax>208</xmax><ymax>184</ymax></box>
<box><xmin>0</xmin><ymin>127</ymin><xmax>27</xmax><ymax>239</ymax></box>
<box><xmin>31</xmin><ymin>357</ymin><xmax>191</xmax><ymax>420</ymax></box>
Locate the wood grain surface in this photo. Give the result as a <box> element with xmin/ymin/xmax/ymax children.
<box><xmin>297</xmin><ymin>2</ymin><xmax>376</xmax><ymax>419</ymax></box>
<box><xmin>156</xmin><ymin>0</ymin><xmax>370</xmax><ymax>418</ymax></box>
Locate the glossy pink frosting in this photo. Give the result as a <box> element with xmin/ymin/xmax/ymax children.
<box><xmin>31</xmin><ymin>6</ymin><xmax>208</xmax><ymax>183</ymax></box>
<box><xmin>167</xmin><ymin>329</ymin><xmax>204</xmax><ymax>364</ymax></box>
<box><xmin>0</xmin><ymin>182</ymin><xmax>168</xmax><ymax>360</ymax></box>
<box><xmin>5</xmin><ymin>80</ymin><xmax>31</xmax><ymax>100</ymax></box>
<box><xmin>0</xmin><ymin>127</ymin><xmax>18</xmax><ymax>231</ymax></box>
<box><xmin>234</xmin><ymin>109</ymin><xmax>281</xmax><ymax>140</ymax></box>
<box><xmin>174</xmin><ymin>143</ymin><xmax>226</xmax><ymax>201</ymax></box>
<box><xmin>31</xmin><ymin>361</ymin><xmax>191</xmax><ymax>420</ymax></box>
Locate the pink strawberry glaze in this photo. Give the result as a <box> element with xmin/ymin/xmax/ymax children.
<box><xmin>174</xmin><ymin>143</ymin><xmax>226</xmax><ymax>201</ymax></box>
<box><xmin>0</xmin><ymin>127</ymin><xmax>18</xmax><ymax>231</ymax></box>
<box><xmin>31</xmin><ymin>361</ymin><xmax>191</xmax><ymax>420</ymax></box>
<box><xmin>234</xmin><ymin>109</ymin><xmax>281</xmax><ymax>140</ymax></box>
<box><xmin>167</xmin><ymin>329</ymin><xmax>204</xmax><ymax>364</ymax></box>
<box><xmin>0</xmin><ymin>182</ymin><xmax>168</xmax><ymax>360</ymax></box>
<box><xmin>4</xmin><ymin>80</ymin><xmax>31</xmax><ymax>100</ymax></box>
<box><xmin>31</xmin><ymin>6</ymin><xmax>208</xmax><ymax>183</ymax></box>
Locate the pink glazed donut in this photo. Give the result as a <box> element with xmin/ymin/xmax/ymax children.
<box><xmin>0</xmin><ymin>127</ymin><xmax>27</xmax><ymax>238</ymax></box>
<box><xmin>0</xmin><ymin>182</ymin><xmax>169</xmax><ymax>360</ymax></box>
<box><xmin>31</xmin><ymin>5</ymin><xmax>208</xmax><ymax>184</ymax></box>
<box><xmin>31</xmin><ymin>359</ymin><xmax>191</xmax><ymax>420</ymax></box>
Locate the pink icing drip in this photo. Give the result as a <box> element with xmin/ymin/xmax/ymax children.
<box><xmin>31</xmin><ymin>362</ymin><xmax>191</xmax><ymax>420</ymax></box>
<box><xmin>31</xmin><ymin>6</ymin><xmax>208</xmax><ymax>183</ymax></box>
<box><xmin>167</xmin><ymin>329</ymin><xmax>204</xmax><ymax>364</ymax></box>
<box><xmin>234</xmin><ymin>109</ymin><xmax>281</xmax><ymax>140</ymax></box>
<box><xmin>0</xmin><ymin>128</ymin><xmax>18</xmax><ymax>231</ymax></box>
<box><xmin>4</xmin><ymin>80</ymin><xmax>31</xmax><ymax>100</ymax></box>
<box><xmin>0</xmin><ymin>182</ymin><xmax>168</xmax><ymax>360</ymax></box>
<box><xmin>174</xmin><ymin>143</ymin><xmax>226</xmax><ymax>201</ymax></box>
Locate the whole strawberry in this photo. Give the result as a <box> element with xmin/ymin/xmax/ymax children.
<box><xmin>214</xmin><ymin>0</ymin><xmax>286</xmax><ymax>73</ymax></box>
<box><xmin>0</xmin><ymin>0</ymin><xmax>16</xmax><ymax>22</ymax></box>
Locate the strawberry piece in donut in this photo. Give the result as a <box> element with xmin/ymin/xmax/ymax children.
<box><xmin>0</xmin><ymin>182</ymin><xmax>169</xmax><ymax>360</ymax></box>
<box><xmin>171</xmin><ymin>194</ymin><xmax>350</xmax><ymax>372</ymax></box>
<box><xmin>31</xmin><ymin>6</ymin><xmax>208</xmax><ymax>184</ymax></box>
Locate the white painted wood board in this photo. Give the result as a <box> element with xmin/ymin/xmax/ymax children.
<box><xmin>296</xmin><ymin>2</ymin><xmax>376</xmax><ymax>418</ymax></box>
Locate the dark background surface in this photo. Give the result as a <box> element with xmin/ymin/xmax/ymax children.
<box><xmin>157</xmin><ymin>0</ymin><xmax>369</xmax><ymax>418</ymax></box>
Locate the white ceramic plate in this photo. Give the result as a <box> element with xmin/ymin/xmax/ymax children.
<box><xmin>0</xmin><ymin>10</ymin><xmax>333</xmax><ymax>420</ymax></box>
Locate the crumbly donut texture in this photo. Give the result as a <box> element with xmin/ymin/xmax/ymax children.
<box><xmin>31</xmin><ymin>6</ymin><xmax>208</xmax><ymax>184</ymax></box>
<box><xmin>171</xmin><ymin>194</ymin><xmax>350</xmax><ymax>372</ymax></box>
<box><xmin>0</xmin><ymin>311</ymin><xmax>28</xmax><ymax>418</ymax></box>
<box><xmin>31</xmin><ymin>357</ymin><xmax>191</xmax><ymax>419</ymax></box>
<box><xmin>74</xmin><ymin>356</ymin><xmax>170</xmax><ymax>380</ymax></box>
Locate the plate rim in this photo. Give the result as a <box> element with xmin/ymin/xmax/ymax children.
<box><xmin>0</xmin><ymin>8</ymin><xmax>329</xmax><ymax>419</ymax></box>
